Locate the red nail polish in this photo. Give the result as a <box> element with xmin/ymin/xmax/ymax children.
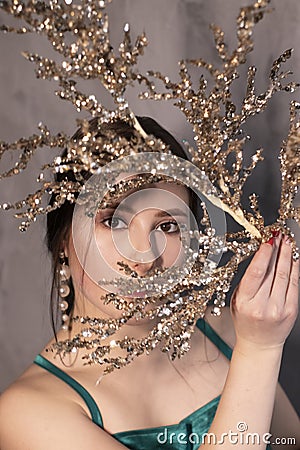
<box><xmin>284</xmin><ymin>235</ymin><xmax>292</xmax><ymax>245</ymax></box>
<box><xmin>271</xmin><ymin>230</ymin><xmax>280</xmax><ymax>237</ymax></box>
<box><xmin>266</xmin><ymin>237</ymin><xmax>274</xmax><ymax>245</ymax></box>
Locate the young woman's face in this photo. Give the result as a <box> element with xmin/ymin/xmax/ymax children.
<box><xmin>66</xmin><ymin>181</ymin><xmax>193</xmax><ymax>318</ymax></box>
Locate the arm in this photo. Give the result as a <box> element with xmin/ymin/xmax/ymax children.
<box><xmin>207</xmin><ymin>307</ymin><xmax>300</xmax><ymax>448</ymax></box>
<box><xmin>0</xmin><ymin>384</ymin><xmax>128</xmax><ymax>450</ymax></box>
<box><xmin>198</xmin><ymin>234</ymin><xmax>299</xmax><ymax>450</ymax></box>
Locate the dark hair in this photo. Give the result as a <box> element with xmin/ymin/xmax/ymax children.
<box><xmin>46</xmin><ymin>116</ymin><xmax>199</xmax><ymax>333</ymax></box>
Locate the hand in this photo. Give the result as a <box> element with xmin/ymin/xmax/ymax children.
<box><xmin>230</xmin><ymin>233</ymin><xmax>299</xmax><ymax>350</ymax></box>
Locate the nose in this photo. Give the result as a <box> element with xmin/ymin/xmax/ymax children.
<box><xmin>126</xmin><ymin>229</ymin><xmax>158</xmax><ymax>276</ymax></box>
<box><xmin>129</xmin><ymin>259</ymin><xmax>155</xmax><ymax>277</ymax></box>
<box><xmin>115</xmin><ymin>226</ymin><xmax>165</xmax><ymax>277</ymax></box>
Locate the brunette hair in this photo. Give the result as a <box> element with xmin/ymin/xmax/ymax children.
<box><xmin>46</xmin><ymin>116</ymin><xmax>199</xmax><ymax>334</ymax></box>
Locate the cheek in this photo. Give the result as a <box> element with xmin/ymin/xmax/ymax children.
<box><xmin>95</xmin><ymin>229</ymin><xmax>185</xmax><ymax>270</ymax></box>
<box><xmin>95</xmin><ymin>228</ymin><xmax>123</xmax><ymax>269</ymax></box>
<box><xmin>69</xmin><ymin>247</ymin><xmax>123</xmax><ymax>318</ymax></box>
<box><xmin>74</xmin><ymin>226</ymin><xmax>125</xmax><ymax>283</ymax></box>
<box><xmin>68</xmin><ymin>248</ymin><xmax>97</xmax><ymax>296</ymax></box>
<box><xmin>161</xmin><ymin>235</ymin><xmax>185</xmax><ymax>268</ymax></box>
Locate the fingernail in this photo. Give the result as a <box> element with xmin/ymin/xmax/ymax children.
<box><xmin>284</xmin><ymin>235</ymin><xmax>292</xmax><ymax>245</ymax></box>
<box><xmin>271</xmin><ymin>230</ymin><xmax>280</xmax><ymax>237</ymax></box>
<box><xmin>266</xmin><ymin>237</ymin><xmax>274</xmax><ymax>246</ymax></box>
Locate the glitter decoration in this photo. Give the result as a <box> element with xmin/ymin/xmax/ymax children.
<box><xmin>0</xmin><ymin>0</ymin><xmax>299</xmax><ymax>375</ymax></box>
<box><xmin>137</xmin><ymin>2</ymin><xmax>300</xmax><ymax>248</ymax></box>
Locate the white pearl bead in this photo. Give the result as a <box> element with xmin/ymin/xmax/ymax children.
<box><xmin>59</xmin><ymin>300</ymin><xmax>68</xmax><ymax>311</ymax></box>
<box><xmin>59</xmin><ymin>283</ymin><xmax>70</xmax><ymax>297</ymax></box>
<box><xmin>59</xmin><ymin>264</ymin><xmax>71</xmax><ymax>280</ymax></box>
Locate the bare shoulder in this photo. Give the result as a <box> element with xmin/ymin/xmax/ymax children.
<box><xmin>0</xmin><ymin>364</ymin><xmax>125</xmax><ymax>450</ymax></box>
<box><xmin>204</xmin><ymin>305</ymin><xmax>236</xmax><ymax>348</ymax></box>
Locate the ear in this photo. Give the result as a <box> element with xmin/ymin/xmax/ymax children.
<box><xmin>61</xmin><ymin>236</ymin><xmax>70</xmax><ymax>259</ymax></box>
<box><xmin>64</xmin><ymin>246</ymin><xmax>69</xmax><ymax>258</ymax></box>
<box><xmin>62</xmin><ymin>228</ymin><xmax>74</xmax><ymax>259</ymax></box>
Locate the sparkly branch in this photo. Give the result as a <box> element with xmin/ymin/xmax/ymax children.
<box><xmin>0</xmin><ymin>0</ymin><xmax>299</xmax><ymax>373</ymax></box>
<box><xmin>1</xmin><ymin>0</ymin><xmax>148</xmax><ymax>108</ymax></box>
<box><xmin>137</xmin><ymin>3</ymin><xmax>299</xmax><ymax>241</ymax></box>
<box><xmin>278</xmin><ymin>101</ymin><xmax>300</xmax><ymax>237</ymax></box>
<box><xmin>0</xmin><ymin>124</ymin><xmax>67</xmax><ymax>178</ymax></box>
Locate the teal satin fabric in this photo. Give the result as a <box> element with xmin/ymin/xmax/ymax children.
<box><xmin>34</xmin><ymin>319</ymin><xmax>272</xmax><ymax>449</ymax></box>
<box><xmin>113</xmin><ymin>395</ymin><xmax>221</xmax><ymax>450</ymax></box>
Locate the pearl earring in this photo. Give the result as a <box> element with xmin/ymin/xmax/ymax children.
<box><xmin>58</xmin><ymin>251</ymin><xmax>71</xmax><ymax>330</ymax></box>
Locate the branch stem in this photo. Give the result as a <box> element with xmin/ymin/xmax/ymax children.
<box><xmin>202</xmin><ymin>176</ymin><xmax>262</xmax><ymax>239</ymax></box>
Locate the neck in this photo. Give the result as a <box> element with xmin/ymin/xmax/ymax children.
<box><xmin>52</xmin><ymin>292</ymin><xmax>161</xmax><ymax>372</ymax></box>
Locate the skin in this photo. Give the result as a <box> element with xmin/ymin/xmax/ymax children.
<box><xmin>204</xmin><ymin>234</ymin><xmax>300</xmax><ymax>449</ymax></box>
<box><xmin>68</xmin><ymin>181</ymin><xmax>191</xmax><ymax>327</ymax></box>
<box><xmin>0</xmin><ymin>182</ymin><xmax>299</xmax><ymax>450</ymax></box>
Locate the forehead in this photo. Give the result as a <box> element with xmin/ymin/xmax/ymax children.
<box><xmin>151</xmin><ymin>181</ymin><xmax>189</xmax><ymax>200</ymax></box>
<box><xmin>111</xmin><ymin>180</ymin><xmax>190</xmax><ymax>211</ymax></box>
<box><xmin>108</xmin><ymin>182</ymin><xmax>190</xmax><ymax>220</ymax></box>
<box><xmin>115</xmin><ymin>172</ymin><xmax>189</xmax><ymax>200</ymax></box>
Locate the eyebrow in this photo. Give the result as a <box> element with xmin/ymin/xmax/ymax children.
<box><xmin>103</xmin><ymin>204</ymin><xmax>188</xmax><ymax>217</ymax></box>
<box><xmin>153</xmin><ymin>208</ymin><xmax>188</xmax><ymax>218</ymax></box>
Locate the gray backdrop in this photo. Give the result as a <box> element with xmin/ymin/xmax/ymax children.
<box><xmin>0</xmin><ymin>0</ymin><xmax>299</xmax><ymax>413</ymax></box>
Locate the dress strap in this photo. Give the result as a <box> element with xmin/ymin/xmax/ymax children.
<box><xmin>196</xmin><ymin>318</ymin><xmax>233</xmax><ymax>360</ymax></box>
<box><xmin>34</xmin><ymin>354</ymin><xmax>103</xmax><ymax>428</ymax></box>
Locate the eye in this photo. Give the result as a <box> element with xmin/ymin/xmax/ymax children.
<box><xmin>156</xmin><ymin>220</ymin><xmax>179</xmax><ymax>234</ymax></box>
<box><xmin>102</xmin><ymin>216</ymin><xmax>127</xmax><ymax>230</ymax></box>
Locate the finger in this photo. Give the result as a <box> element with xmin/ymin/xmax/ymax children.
<box><xmin>270</xmin><ymin>235</ymin><xmax>293</xmax><ymax>307</ymax></box>
<box><xmin>285</xmin><ymin>257</ymin><xmax>299</xmax><ymax>313</ymax></box>
<box><xmin>237</xmin><ymin>242</ymin><xmax>274</xmax><ymax>300</ymax></box>
<box><xmin>253</xmin><ymin>233</ymin><xmax>281</xmax><ymax>299</ymax></box>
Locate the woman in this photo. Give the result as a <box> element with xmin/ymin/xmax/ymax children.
<box><xmin>0</xmin><ymin>117</ymin><xmax>299</xmax><ymax>450</ymax></box>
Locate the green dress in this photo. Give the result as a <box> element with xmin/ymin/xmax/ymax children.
<box><xmin>34</xmin><ymin>319</ymin><xmax>272</xmax><ymax>449</ymax></box>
